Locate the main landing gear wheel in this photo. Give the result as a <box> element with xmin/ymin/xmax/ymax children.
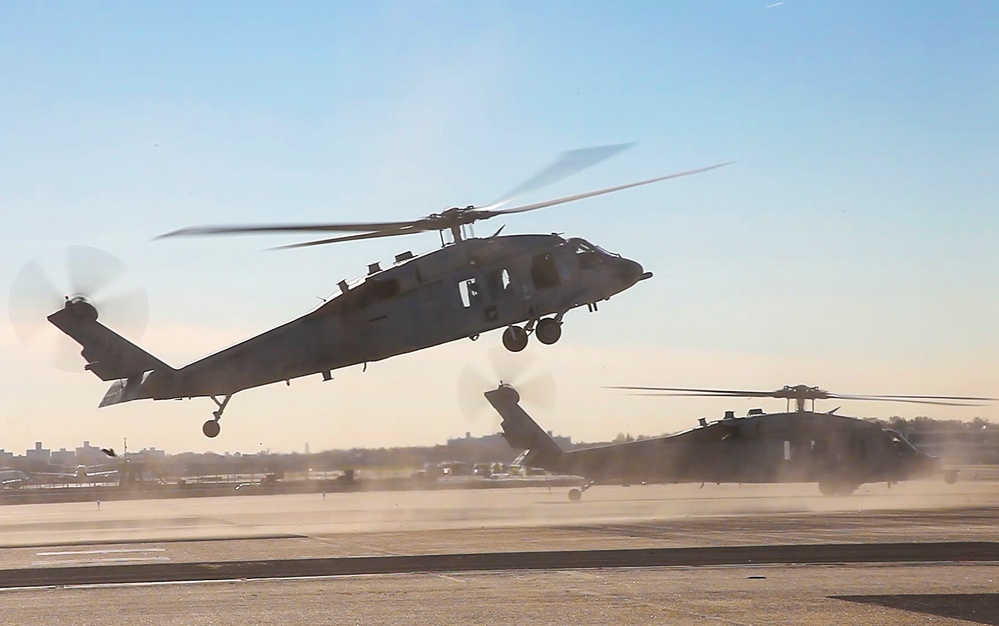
<box><xmin>502</xmin><ymin>325</ymin><xmax>528</xmax><ymax>352</ymax></box>
<box><xmin>535</xmin><ymin>318</ymin><xmax>562</xmax><ymax>345</ymax></box>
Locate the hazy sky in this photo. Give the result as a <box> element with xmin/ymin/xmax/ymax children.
<box><xmin>2</xmin><ymin>1</ymin><xmax>998</xmax><ymax>455</ymax></box>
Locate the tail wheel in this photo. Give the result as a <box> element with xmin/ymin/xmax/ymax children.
<box><xmin>203</xmin><ymin>420</ymin><xmax>221</xmax><ymax>438</ymax></box>
<box><xmin>535</xmin><ymin>318</ymin><xmax>562</xmax><ymax>345</ymax></box>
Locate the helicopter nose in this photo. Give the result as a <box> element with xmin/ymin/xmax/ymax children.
<box><xmin>615</xmin><ymin>259</ymin><xmax>649</xmax><ymax>287</ymax></box>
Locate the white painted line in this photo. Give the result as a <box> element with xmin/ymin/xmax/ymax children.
<box><xmin>32</xmin><ymin>557</ymin><xmax>171</xmax><ymax>567</ymax></box>
<box><xmin>36</xmin><ymin>548</ymin><xmax>166</xmax><ymax>556</ymax></box>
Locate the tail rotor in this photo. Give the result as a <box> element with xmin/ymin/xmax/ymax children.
<box><xmin>8</xmin><ymin>246</ymin><xmax>149</xmax><ymax>372</ymax></box>
<box><xmin>457</xmin><ymin>348</ymin><xmax>556</xmax><ymax>426</ymax></box>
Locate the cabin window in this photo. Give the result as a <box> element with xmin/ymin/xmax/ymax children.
<box><xmin>485</xmin><ymin>268</ymin><xmax>511</xmax><ymax>298</ymax></box>
<box><xmin>531</xmin><ymin>253</ymin><xmax>560</xmax><ymax>289</ymax></box>
<box><xmin>458</xmin><ymin>277</ymin><xmax>480</xmax><ymax>308</ymax></box>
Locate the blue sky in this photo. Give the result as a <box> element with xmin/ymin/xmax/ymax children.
<box><xmin>2</xmin><ymin>1</ymin><xmax>998</xmax><ymax>454</ymax></box>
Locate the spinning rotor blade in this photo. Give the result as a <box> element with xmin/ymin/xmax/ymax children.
<box><xmin>9</xmin><ymin>259</ymin><xmax>63</xmax><ymax>346</ymax></box>
<box><xmin>457</xmin><ymin>348</ymin><xmax>555</xmax><ymax>423</ymax></box>
<box><xmin>828</xmin><ymin>393</ymin><xmax>997</xmax><ymax>407</ymax></box>
<box><xmin>611</xmin><ymin>384</ymin><xmax>997</xmax><ymax>408</ymax></box>
<box><xmin>66</xmin><ymin>245</ymin><xmax>129</xmax><ymax>300</ymax></box>
<box><xmin>836</xmin><ymin>397</ymin><xmax>986</xmax><ymax>407</ymax></box>
<box><xmin>157</xmin><ymin>220</ymin><xmax>419</xmax><ymax>238</ymax></box>
<box><xmin>479</xmin><ymin>162</ymin><xmax>732</xmax><ymax>217</ymax></box>
<box><xmin>267</xmin><ymin>226</ymin><xmax>431</xmax><ymax>250</ymax></box>
<box><xmin>155</xmin><ymin>143</ymin><xmax>638</xmax><ymax>242</ymax></box>
<box><xmin>156</xmin><ymin>146</ymin><xmax>730</xmax><ymax>250</ymax></box>
<box><xmin>832</xmin><ymin>392</ymin><xmax>999</xmax><ymax>402</ymax></box>
<box><xmin>8</xmin><ymin>246</ymin><xmax>148</xmax><ymax>373</ymax></box>
<box><xmin>610</xmin><ymin>386</ymin><xmax>775</xmax><ymax>397</ymax></box>
<box><xmin>484</xmin><ymin>143</ymin><xmax>635</xmax><ymax>211</ymax></box>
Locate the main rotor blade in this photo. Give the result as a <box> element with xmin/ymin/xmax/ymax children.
<box><xmin>484</xmin><ymin>143</ymin><xmax>635</xmax><ymax>211</ymax></box>
<box><xmin>831</xmin><ymin>393</ymin><xmax>999</xmax><ymax>402</ymax></box>
<box><xmin>613</xmin><ymin>386</ymin><xmax>997</xmax><ymax>407</ymax></box>
<box><xmin>830</xmin><ymin>394</ymin><xmax>997</xmax><ymax>406</ymax></box>
<box><xmin>157</xmin><ymin>221</ymin><xmax>420</xmax><ymax>239</ymax></box>
<box><xmin>268</xmin><ymin>226</ymin><xmax>429</xmax><ymax>250</ymax></box>
<box><xmin>481</xmin><ymin>162</ymin><xmax>732</xmax><ymax>217</ymax></box>
<box><xmin>837</xmin><ymin>397</ymin><xmax>985</xmax><ymax>407</ymax></box>
<box><xmin>621</xmin><ymin>392</ymin><xmax>766</xmax><ymax>398</ymax></box>
<box><xmin>609</xmin><ymin>385</ymin><xmax>771</xmax><ymax>397</ymax></box>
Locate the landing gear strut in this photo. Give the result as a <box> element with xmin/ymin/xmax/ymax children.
<box><xmin>203</xmin><ymin>394</ymin><xmax>232</xmax><ymax>438</ymax></box>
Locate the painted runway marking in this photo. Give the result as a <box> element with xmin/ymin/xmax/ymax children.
<box><xmin>32</xmin><ymin>547</ymin><xmax>169</xmax><ymax>567</ymax></box>
<box><xmin>35</xmin><ymin>548</ymin><xmax>166</xmax><ymax>556</ymax></box>
<box><xmin>32</xmin><ymin>556</ymin><xmax>171</xmax><ymax>567</ymax></box>
<box><xmin>433</xmin><ymin>574</ymin><xmax>467</xmax><ymax>583</ymax></box>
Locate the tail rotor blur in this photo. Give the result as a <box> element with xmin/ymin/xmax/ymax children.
<box><xmin>457</xmin><ymin>348</ymin><xmax>556</xmax><ymax>426</ymax></box>
<box><xmin>8</xmin><ymin>246</ymin><xmax>149</xmax><ymax>372</ymax></box>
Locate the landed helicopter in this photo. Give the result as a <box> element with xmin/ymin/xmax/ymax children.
<box><xmin>484</xmin><ymin>383</ymin><xmax>994</xmax><ymax>501</ymax></box>
<box><xmin>34</xmin><ymin>145</ymin><xmax>727</xmax><ymax>438</ymax></box>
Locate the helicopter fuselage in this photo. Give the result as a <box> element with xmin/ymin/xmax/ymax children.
<box><xmin>52</xmin><ymin>234</ymin><xmax>647</xmax><ymax>408</ymax></box>
<box><xmin>552</xmin><ymin>411</ymin><xmax>942</xmax><ymax>491</ymax></box>
<box><xmin>486</xmin><ymin>384</ymin><xmax>947</xmax><ymax>499</ymax></box>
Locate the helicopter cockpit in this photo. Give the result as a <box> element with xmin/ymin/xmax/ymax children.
<box><xmin>884</xmin><ymin>429</ymin><xmax>919</xmax><ymax>456</ymax></box>
<box><xmin>569</xmin><ymin>237</ymin><xmax>619</xmax><ymax>270</ymax></box>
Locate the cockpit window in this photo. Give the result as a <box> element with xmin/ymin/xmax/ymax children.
<box><xmin>570</xmin><ymin>238</ymin><xmax>619</xmax><ymax>257</ymax></box>
<box><xmin>572</xmin><ymin>239</ymin><xmax>604</xmax><ymax>269</ymax></box>
<box><xmin>885</xmin><ymin>430</ymin><xmax>917</xmax><ymax>454</ymax></box>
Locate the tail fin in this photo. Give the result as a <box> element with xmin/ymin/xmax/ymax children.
<box><xmin>484</xmin><ymin>384</ymin><xmax>564</xmax><ymax>470</ymax></box>
<box><xmin>47</xmin><ymin>298</ymin><xmax>167</xmax><ymax>382</ymax></box>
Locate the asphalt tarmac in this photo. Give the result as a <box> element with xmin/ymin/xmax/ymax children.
<box><xmin>1</xmin><ymin>479</ymin><xmax>998</xmax><ymax>625</ymax></box>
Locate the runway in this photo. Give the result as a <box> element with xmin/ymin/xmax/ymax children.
<box><xmin>1</xmin><ymin>480</ymin><xmax>998</xmax><ymax>625</ymax></box>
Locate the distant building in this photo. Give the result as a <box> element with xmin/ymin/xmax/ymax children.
<box><xmin>25</xmin><ymin>442</ymin><xmax>51</xmax><ymax>463</ymax></box>
<box><xmin>51</xmin><ymin>448</ymin><xmax>76</xmax><ymax>465</ymax></box>
<box><xmin>76</xmin><ymin>441</ymin><xmax>104</xmax><ymax>464</ymax></box>
<box><xmin>130</xmin><ymin>447</ymin><xmax>167</xmax><ymax>461</ymax></box>
<box><xmin>0</xmin><ymin>449</ymin><xmax>13</xmax><ymax>465</ymax></box>
<box><xmin>446</xmin><ymin>431</ymin><xmax>572</xmax><ymax>449</ymax></box>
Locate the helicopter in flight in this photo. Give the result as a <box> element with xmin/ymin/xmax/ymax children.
<box><xmin>485</xmin><ymin>383</ymin><xmax>993</xmax><ymax>501</ymax></box>
<box><xmin>35</xmin><ymin>145</ymin><xmax>727</xmax><ymax>438</ymax></box>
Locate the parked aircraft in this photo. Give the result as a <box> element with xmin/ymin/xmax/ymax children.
<box><xmin>485</xmin><ymin>383</ymin><xmax>976</xmax><ymax>501</ymax></box>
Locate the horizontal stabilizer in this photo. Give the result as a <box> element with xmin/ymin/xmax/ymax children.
<box><xmin>99</xmin><ymin>373</ymin><xmax>153</xmax><ymax>407</ymax></box>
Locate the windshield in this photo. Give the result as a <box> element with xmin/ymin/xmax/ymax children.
<box><xmin>885</xmin><ymin>430</ymin><xmax>919</xmax><ymax>454</ymax></box>
<box><xmin>570</xmin><ymin>238</ymin><xmax>619</xmax><ymax>257</ymax></box>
